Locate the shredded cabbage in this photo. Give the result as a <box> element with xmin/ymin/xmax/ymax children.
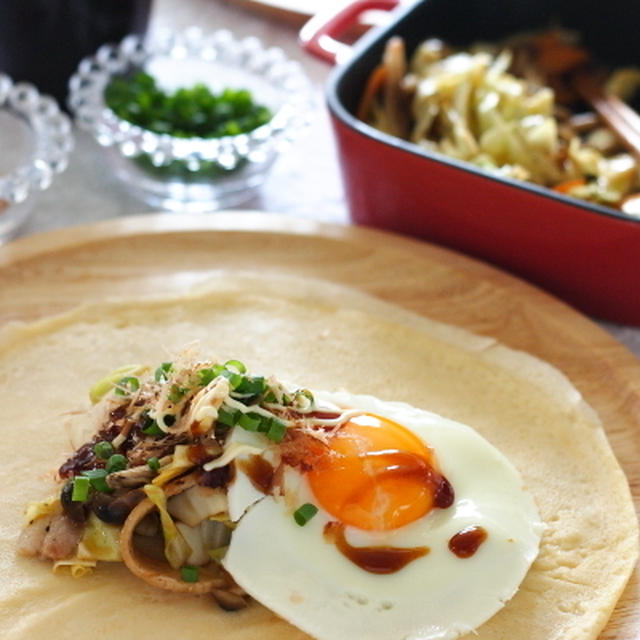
<box><xmin>176</xmin><ymin>519</ymin><xmax>231</xmax><ymax>566</ymax></box>
<box><xmin>144</xmin><ymin>484</ymin><xmax>192</xmax><ymax>569</ymax></box>
<box><xmin>168</xmin><ymin>484</ymin><xmax>228</xmax><ymax>527</ymax></box>
<box><xmin>53</xmin><ymin>559</ymin><xmax>97</xmax><ymax>578</ymax></box>
<box><xmin>23</xmin><ymin>496</ymin><xmax>59</xmax><ymax>525</ymax></box>
<box><xmin>77</xmin><ymin>513</ymin><xmax>122</xmax><ymax>562</ymax></box>
<box><xmin>152</xmin><ymin>445</ymin><xmax>195</xmax><ymax>487</ymax></box>
<box><xmin>365</xmin><ymin>33</ymin><xmax>640</xmax><ymax>210</ymax></box>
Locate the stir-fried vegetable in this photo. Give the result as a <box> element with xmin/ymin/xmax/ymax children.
<box><xmin>360</xmin><ymin>31</ymin><xmax>640</xmax><ymax>213</ymax></box>
<box><xmin>144</xmin><ymin>483</ymin><xmax>192</xmax><ymax>570</ymax></box>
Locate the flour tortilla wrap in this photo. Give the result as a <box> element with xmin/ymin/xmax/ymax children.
<box><xmin>0</xmin><ymin>274</ymin><xmax>636</xmax><ymax>640</ymax></box>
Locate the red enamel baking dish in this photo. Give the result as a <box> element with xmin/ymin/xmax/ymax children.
<box><xmin>301</xmin><ymin>0</ymin><xmax>640</xmax><ymax>325</ymax></box>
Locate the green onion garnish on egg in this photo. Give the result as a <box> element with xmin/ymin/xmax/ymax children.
<box><xmin>293</xmin><ymin>503</ymin><xmax>318</xmax><ymax>526</ymax></box>
<box><xmin>266</xmin><ymin>418</ymin><xmax>287</xmax><ymax>443</ymax></box>
<box><xmin>238</xmin><ymin>412</ymin><xmax>261</xmax><ymax>432</ymax></box>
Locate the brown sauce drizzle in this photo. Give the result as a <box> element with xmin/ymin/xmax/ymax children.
<box><xmin>308</xmin><ymin>410</ymin><xmax>343</xmax><ymax>421</ymax></box>
<box><xmin>324</xmin><ymin>522</ymin><xmax>429</xmax><ymax>574</ymax></box>
<box><xmin>187</xmin><ymin>443</ymin><xmax>215</xmax><ymax>466</ymax></box>
<box><xmin>58</xmin><ymin>424</ymin><xmax>120</xmax><ymax>478</ymax></box>
<box><xmin>448</xmin><ymin>525</ymin><xmax>488</xmax><ymax>558</ymax></box>
<box><xmin>239</xmin><ymin>455</ymin><xmax>275</xmax><ymax>494</ymax></box>
<box><xmin>190</xmin><ymin>419</ymin><xmax>206</xmax><ymax>436</ymax></box>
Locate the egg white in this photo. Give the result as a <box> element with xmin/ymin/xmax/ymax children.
<box><xmin>223</xmin><ymin>391</ymin><xmax>543</xmax><ymax>640</ymax></box>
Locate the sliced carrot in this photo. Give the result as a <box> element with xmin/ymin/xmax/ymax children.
<box><xmin>356</xmin><ymin>64</ymin><xmax>388</xmax><ymax>122</ymax></box>
<box><xmin>532</xmin><ymin>33</ymin><xmax>589</xmax><ymax>75</ymax></box>
<box><xmin>553</xmin><ymin>178</ymin><xmax>586</xmax><ymax>194</ymax></box>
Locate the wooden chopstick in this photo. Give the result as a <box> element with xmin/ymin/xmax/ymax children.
<box><xmin>573</xmin><ymin>72</ymin><xmax>640</xmax><ymax>158</ymax></box>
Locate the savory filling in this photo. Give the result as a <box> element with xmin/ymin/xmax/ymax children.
<box><xmin>18</xmin><ymin>353</ymin><xmax>456</xmax><ymax>610</ymax></box>
<box><xmin>17</xmin><ymin>347</ymin><xmax>547</xmax><ymax>640</ymax></box>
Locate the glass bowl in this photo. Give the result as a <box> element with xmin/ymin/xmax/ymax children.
<box><xmin>68</xmin><ymin>27</ymin><xmax>312</xmax><ymax>212</ymax></box>
<box><xmin>0</xmin><ymin>74</ymin><xmax>74</xmax><ymax>242</ymax></box>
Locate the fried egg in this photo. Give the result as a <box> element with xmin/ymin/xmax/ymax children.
<box><xmin>223</xmin><ymin>391</ymin><xmax>543</xmax><ymax>640</ymax></box>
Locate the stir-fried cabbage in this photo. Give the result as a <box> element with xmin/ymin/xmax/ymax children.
<box><xmin>144</xmin><ymin>484</ymin><xmax>192</xmax><ymax>569</ymax></box>
<box><xmin>168</xmin><ymin>484</ymin><xmax>228</xmax><ymax>527</ymax></box>
<box><xmin>176</xmin><ymin>519</ymin><xmax>231</xmax><ymax>566</ymax></box>
<box><xmin>77</xmin><ymin>513</ymin><xmax>122</xmax><ymax>562</ymax></box>
<box><xmin>362</xmin><ymin>33</ymin><xmax>640</xmax><ymax>213</ymax></box>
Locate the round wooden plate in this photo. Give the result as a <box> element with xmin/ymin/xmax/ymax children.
<box><xmin>1</xmin><ymin>212</ymin><xmax>639</xmax><ymax>638</ymax></box>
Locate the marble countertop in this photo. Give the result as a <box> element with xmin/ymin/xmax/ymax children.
<box><xmin>9</xmin><ymin>0</ymin><xmax>640</xmax><ymax>358</ymax></box>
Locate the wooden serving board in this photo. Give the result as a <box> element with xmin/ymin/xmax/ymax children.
<box><xmin>1</xmin><ymin>212</ymin><xmax>639</xmax><ymax>639</ymax></box>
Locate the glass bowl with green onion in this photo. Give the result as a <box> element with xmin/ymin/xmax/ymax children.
<box><xmin>68</xmin><ymin>27</ymin><xmax>311</xmax><ymax>212</ymax></box>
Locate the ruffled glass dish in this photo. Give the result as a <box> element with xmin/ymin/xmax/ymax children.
<box><xmin>0</xmin><ymin>74</ymin><xmax>74</xmax><ymax>242</ymax></box>
<box><xmin>68</xmin><ymin>28</ymin><xmax>312</xmax><ymax>212</ymax></box>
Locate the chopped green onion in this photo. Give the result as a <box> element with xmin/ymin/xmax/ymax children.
<box><xmin>168</xmin><ymin>384</ymin><xmax>187</xmax><ymax>404</ymax></box>
<box><xmin>293</xmin><ymin>503</ymin><xmax>318</xmax><ymax>526</ymax></box>
<box><xmin>212</xmin><ymin>364</ymin><xmax>226</xmax><ymax>377</ymax></box>
<box><xmin>294</xmin><ymin>389</ymin><xmax>315</xmax><ymax>409</ymax></box>
<box><xmin>71</xmin><ymin>476</ymin><xmax>91</xmax><ymax>502</ymax></box>
<box><xmin>106</xmin><ymin>454</ymin><xmax>127</xmax><ymax>474</ymax></box>
<box><xmin>81</xmin><ymin>468</ymin><xmax>112</xmax><ymax>493</ymax></box>
<box><xmin>262</xmin><ymin>390</ymin><xmax>277</xmax><ymax>403</ymax></box>
<box><xmin>238</xmin><ymin>412</ymin><xmax>261</xmax><ymax>432</ymax></box>
<box><xmin>217</xmin><ymin>407</ymin><xmax>239</xmax><ymax>427</ymax></box>
<box><xmin>224</xmin><ymin>359</ymin><xmax>247</xmax><ymax>374</ymax></box>
<box><xmin>181</xmin><ymin>565</ymin><xmax>200</xmax><ymax>583</ymax></box>
<box><xmin>115</xmin><ymin>376</ymin><xmax>140</xmax><ymax>396</ymax></box>
<box><xmin>235</xmin><ymin>376</ymin><xmax>267</xmax><ymax>395</ymax></box>
<box><xmin>93</xmin><ymin>440</ymin><xmax>115</xmax><ymax>459</ymax></box>
<box><xmin>266</xmin><ymin>418</ymin><xmax>287</xmax><ymax>443</ymax></box>
<box><xmin>155</xmin><ymin>362</ymin><xmax>173</xmax><ymax>382</ymax></box>
<box><xmin>256</xmin><ymin>416</ymin><xmax>271</xmax><ymax>433</ymax></box>
<box><xmin>142</xmin><ymin>418</ymin><xmax>165</xmax><ymax>436</ymax></box>
<box><xmin>220</xmin><ymin>370</ymin><xmax>243</xmax><ymax>389</ymax></box>
<box><xmin>104</xmin><ymin>73</ymin><xmax>272</xmax><ymax>141</ymax></box>
<box><xmin>147</xmin><ymin>457</ymin><xmax>160</xmax><ymax>472</ymax></box>
<box><xmin>197</xmin><ymin>368</ymin><xmax>216</xmax><ymax>386</ymax></box>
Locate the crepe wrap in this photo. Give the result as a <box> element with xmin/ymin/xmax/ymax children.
<box><xmin>0</xmin><ymin>274</ymin><xmax>636</xmax><ymax>639</ymax></box>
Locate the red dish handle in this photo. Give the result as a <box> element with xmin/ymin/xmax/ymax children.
<box><xmin>299</xmin><ymin>0</ymin><xmax>399</xmax><ymax>65</ymax></box>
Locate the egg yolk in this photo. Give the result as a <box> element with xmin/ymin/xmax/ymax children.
<box><xmin>308</xmin><ymin>413</ymin><xmax>449</xmax><ymax>531</ymax></box>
